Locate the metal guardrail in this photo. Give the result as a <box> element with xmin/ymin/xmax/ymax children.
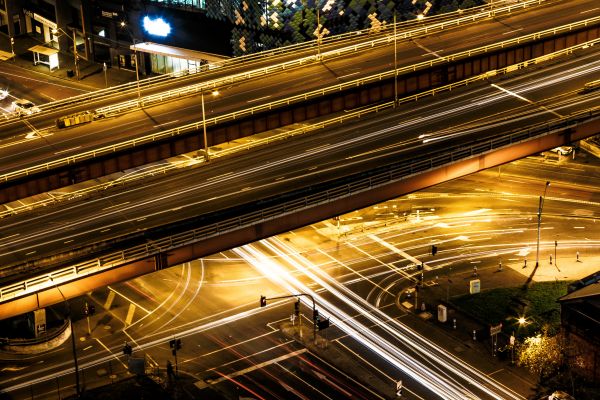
<box><xmin>213</xmin><ymin>0</ymin><xmax>557</xmax><ymax>64</ymax></box>
<box><xmin>0</xmin><ymin>0</ymin><xmax>552</xmax><ymax>127</ymax></box>
<box><xmin>1</xmin><ymin>104</ymin><xmax>598</xmax><ymax>303</ymax></box>
<box><xmin>2</xmin><ymin>31</ymin><xmax>599</xmax><ymax>189</ymax></box>
<box><xmin>95</xmin><ymin>16</ymin><xmax>600</xmax><ymax>116</ymax></box>
<box><xmin>94</xmin><ymin>0</ymin><xmax>579</xmax><ymax>118</ymax></box>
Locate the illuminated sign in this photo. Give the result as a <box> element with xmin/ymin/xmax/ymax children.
<box><xmin>143</xmin><ymin>16</ymin><xmax>171</xmax><ymax>37</ymax></box>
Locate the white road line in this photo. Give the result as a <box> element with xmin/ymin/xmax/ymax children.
<box><xmin>194</xmin><ymin>348</ymin><xmax>307</xmax><ymax>389</ymax></box>
<box><xmin>412</xmin><ymin>40</ymin><xmax>444</xmax><ymax>60</ymax></box>
<box><xmin>247</xmin><ymin>95</ymin><xmax>272</xmax><ymax>103</ymax></box>
<box><xmin>95</xmin><ymin>338</ymin><xmax>127</xmax><ymax>368</ymax></box>
<box><xmin>53</xmin><ymin>146</ymin><xmax>81</xmax><ymax>155</ymax></box>
<box><xmin>490</xmin><ymin>83</ymin><xmax>563</xmax><ymax>118</ymax></box>
<box><xmin>368</xmin><ymin>234</ymin><xmax>431</xmax><ymax>270</ymax></box>
<box><xmin>107</xmin><ymin>286</ymin><xmax>151</xmax><ymax>314</ymax></box>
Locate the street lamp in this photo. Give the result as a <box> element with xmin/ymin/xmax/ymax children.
<box><xmin>120</xmin><ymin>22</ymin><xmax>141</xmax><ymax>103</ymax></box>
<box><xmin>52</xmin><ymin>27</ymin><xmax>79</xmax><ymax>80</ymax></box>
<box><xmin>535</xmin><ymin>181</ymin><xmax>550</xmax><ymax>268</ymax></box>
<box><xmin>10</xmin><ymin>36</ymin><xmax>14</xmax><ymax>62</ymax></box>
<box><xmin>51</xmin><ymin>280</ymin><xmax>81</xmax><ymax>397</ymax></box>
<box><xmin>200</xmin><ymin>89</ymin><xmax>219</xmax><ymax>161</ymax></box>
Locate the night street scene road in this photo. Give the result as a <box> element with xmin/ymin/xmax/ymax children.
<box><xmin>0</xmin><ymin>0</ymin><xmax>599</xmax><ymax>399</ymax></box>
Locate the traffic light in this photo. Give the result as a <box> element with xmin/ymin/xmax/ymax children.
<box><xmin>84</xmin><ymin>302</ymin><xmax>96</xmax><ymax>316</ymax></box>
<box><xmin>431</xmin><ymin>245</ymin><xmax>438</xmax><ymax>256</ymax></box>
<box><xmin>123</xmin><ymin>342</ymin><xmax>132</xmax><ymax>356</ymax></box>
<box><xmin>260</xmin><ymin>295</ymin><xmax>267</xmax><ymax>307</ymax></box>
<box><xmin>170</xmin><ymin>339</ymin><xmax>182</xmax><ymax>356</ymax></box>
<box><xmin>313</xmin><ymin>309</ymin><xmax>319</xmax><ymax>324</ymax></box>
<box><xmin>294</xmin><ymin>300</ymin><xmax>300</xmax><ymax>319</ymax></box>
<box><xmin>317</xmin><ymin>318</ymin><xmax>330</xmax><ymax>331</ymax></box>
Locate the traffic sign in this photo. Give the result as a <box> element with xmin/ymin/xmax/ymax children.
<box><xmin>490</xmin><ymin>323</ymin><xmax>502</xmax><ymax>336</ymax></box>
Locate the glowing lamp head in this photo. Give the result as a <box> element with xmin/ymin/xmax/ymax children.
<box><xmin>143</xmin><ymin>16</ymin><xmax>171</xmax><ymax>37</ymax></box>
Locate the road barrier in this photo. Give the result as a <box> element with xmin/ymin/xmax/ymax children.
<box><xmin>1</xmin><ymin>102</ymin><xmax>598</xmax><ymax>303</ymax></box>
<box><xmin>1</xmin><ymin>35</ymin><xmax>598</xmax><ymax>192</ymax></box>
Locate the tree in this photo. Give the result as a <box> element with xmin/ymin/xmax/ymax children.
<box><xmin>517</xmin><ymin>327</ymin><xmax>563</xmax><ymax>380</ymax></box>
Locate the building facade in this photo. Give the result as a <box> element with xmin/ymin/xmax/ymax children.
<box><xmin>0</xmin><ymin>0</ymin><xmax>483</xmax><ymax>74</ymax></box>
<box><xmin>559</xmin><ymin>274</ymin><xmax>600</xmax><ymax>383</ymax></box>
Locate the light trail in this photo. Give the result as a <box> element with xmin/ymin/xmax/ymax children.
<box><xmin>234</xmin><ymin>244</ymin><xmax>470</xmax><ymax>400</ymax></box>
<box><xmin>256</xmin><ymin>237</ymin><xmax>525</xmax><ymax>399</ymax></box>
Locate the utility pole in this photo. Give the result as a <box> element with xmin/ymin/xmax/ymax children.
<box><xmin>393</xmin><ymin>12</ymin><xmax>398</xmax><ymax>107</ymax></box>
<box><xmin>535</xmin><ymin>181</ymin><xmax>550</xmax><ymax>268</ymax></box>
<box><xmin>72</xmin><ymin>28</ymin><xmax>80</xmax><ymax>80</ymax></box>
<box><xmin>261</xmin><ymin>294</ymin><xmax>318</xmax><ymax>343</ymax></box>
<box><xmin>52</xmin><ymin>282</ymin><xmax>80</xmax><ymax>397</ymax></box>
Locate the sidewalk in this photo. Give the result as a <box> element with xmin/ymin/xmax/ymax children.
<box><xmin>0</xmin><ymin>33</ymin><xmax>137</xmax><ymax>92</ymax></box>
<box><xmin>401</xmin><ymin>255</ymin><xmax>600</xmax><ymax>397</ymax></box>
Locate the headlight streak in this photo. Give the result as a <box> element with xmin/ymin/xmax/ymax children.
<box><xmin>153</xmin><ymin>261</ymin><xmax>205</xmax><ymax>332</ymax></box>
<box><xmin>3</xmin><ymin>51</ymin><xmax>599</xmax><ymax>264</ymax></box>
<box><xmin>0</xmin><ymin>296</ymin><xmax>285</xmax><ymax>394</ymax></box>
<box><xmin>233</xmin><ymin>244</ymin><xmax>468</xmax><ymax>400</ymax></box>
<box><xmin>259</xmin><ymin>237</ymin><xmax>523</xmax><ymax>400</ymax></box>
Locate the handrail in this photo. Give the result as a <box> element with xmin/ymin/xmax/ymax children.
<box><xmin>0</xmin><ymin>0</ymin><xmax>560</xmax><ymax>127</ymax></box>
<box><xmin>2</xmin><ymin>33</ymin><xmax>598</xmax><ymax>188</ymax></box>
<box><xmin>93</xmin><ymin>13</ymin><xmax>600</xmax><ymax>117</ymax></box>
<box><xmin>1</xmin><ymin>104</ymin><xmax>598</xmax><ymax>303</ymax></box>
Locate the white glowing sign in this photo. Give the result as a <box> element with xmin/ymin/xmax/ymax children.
<box><xmin>143</xmin><ymin>16</ymin><xmax>171</xmax><ymax>37</ymax></box>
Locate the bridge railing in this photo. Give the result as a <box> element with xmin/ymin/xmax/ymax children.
<box><xmin>2</xmin><ymin>103</ymin><xmax>598</xmax><ymax>303</ymax></box>
<box><xmin>93</xmin><ymin>0</ymin><xmax>590</xmax><ymax>118</ymax></box>
<box><xmin>0</xmin><ymin>0</ymin><xmax>545</xmax><ymax>126</ymax></box>
<box><xmin>2</xmin><ymin>34</ymin><xmax>598</xmax><ymax>197</ymax></box>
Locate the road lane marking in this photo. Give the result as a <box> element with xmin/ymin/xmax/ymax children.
<box><xmin>153</xmin><ymin>120</ymin><xmax>179</xmax><ymax>128</ymax></box>
<box><xmin>107</xmin><ymin>286</ymin><xmax>151</xmax><ymax>314</ymax></box>
<box><xmin>490</xmin><ymin>83</ymin><xmax>563</xmax><ymax>118</ymax></box>
<box><xmin>53</xmin><ymin>146</ymin><xmax>81</xmax><ymax>155</ymax></box>
<box><xmin>104</xmin><ymin>290</ymin><xmax>116</xmax><ymax>310</ymax></box>
<box><xmin>502</xmin><ymin>28</ymin><xmax>523</xmax><ymax>35</ymax></box>
<box><xmin>101</xmin><ymin>201</ymin><xmax>131</xmax><ymax>211</ymax></box>
<box><xmin>412</xmin><ymin>40</ymin><xmax>444</xmax><ymax>60</ymax></box>
<box><xmin>367</xmin><ymin>234</ymin><xmax>431</xmax><ymax>270</ymax></box>
<box><xmin>125</xmin><ymin>304</ymin><xmax>136</xmax><ymax>326</ymax></box>
<box><xmin>247</xmin><ymin>95</ymin><xmax>271</xmax><ymax>103</ymax></box>
<box><xmin>195</xmin><ymin>348</ymin><xmax>307</xmax><ymax>389</ymax></box>
<box><xmin>95</xmin><ymin>338</ymin><xmax>127</xmax><ymax>368</ymax></box>
<box><xmin>580</xmin><ymin>7</ymin><xmax>599</xmax><ymax>13</ymax></box>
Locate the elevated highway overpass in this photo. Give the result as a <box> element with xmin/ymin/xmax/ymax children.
<box><xmin>0</xmin><ymin>0</ymin><xmax>598</xmax><ymax>203</ymax></box>
<box><xmin>0</xmin><ymin>47</ymin><xmax>599</xmax><ymax>319</ymax></box>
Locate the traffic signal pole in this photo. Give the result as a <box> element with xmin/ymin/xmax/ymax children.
<box><xmin>260</xmin><ymin>294</ymin><xmax>317</xmax><ymax>342</ymax></box>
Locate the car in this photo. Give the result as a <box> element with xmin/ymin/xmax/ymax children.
<box><xmin>12</xmin><ymin>99</ymin><xmax>41</xmax><ymax>116</ymax></box>
<box><xmin>0</xmin><ymin>89</ymin><xmax>8</xmax><ymax>100</ymax></box>
<box><xmin>550</xmin><ymin>146</ymin><xmax>573</xmax><ymax>156</ymax></box>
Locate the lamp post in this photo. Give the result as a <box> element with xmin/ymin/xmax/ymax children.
<box><xmin>120</xmin><ymin>22</ymin><xmax>141</xmax><ymax>102</ymax></box>
<box><xmin>52</xmin><ymin>27</ymin><xmax>79</xmax><ymax>80</ymax></box>
<box><xmin>200</xmin><ymin>89</ymin><xmax>219</xmax><ymax>161</ymax></box>
<box><xmin>393</xmin><ymin>12</ymin><xmax>398</xmax><ymax>107</ymax></box>
<box><xmin>535</xmin><ymin>181</ymin><xmax>550</xmax><ymax>268</ymax></box>
<box><xmin>51</xmin><ymin>280</ymin><xmax>81</xmax><ymax>397</ymax></box>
